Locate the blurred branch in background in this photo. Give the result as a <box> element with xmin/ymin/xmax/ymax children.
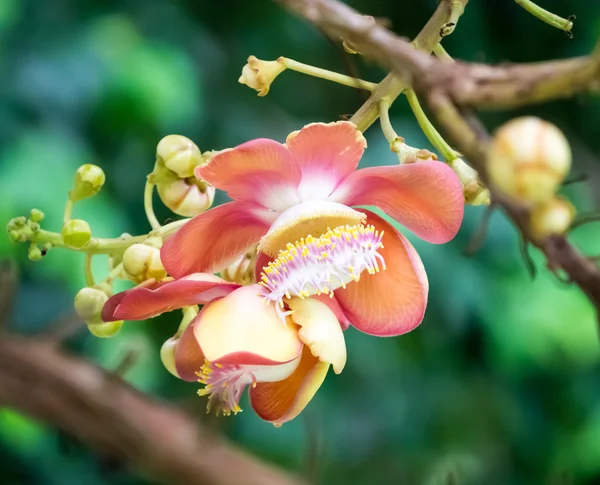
<box><xmin>0</xmin><ymin>335</ymin><xmax>307</xmax><ymax>485</ymax></box>
<box><xmin>279</xmin><ymin>0</ymin><xmax>600</xmax><ymax>314</ymax></box>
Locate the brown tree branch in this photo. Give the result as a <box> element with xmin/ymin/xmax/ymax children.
<box><xmin>279</xmin><ymin>0</ymin><xmax>600</xmax><ymax>312</ymax></box>
<box><xmin>0</xmin><ymin>335</ymin><xmax>307</xmax><ymax>485</ymax></box>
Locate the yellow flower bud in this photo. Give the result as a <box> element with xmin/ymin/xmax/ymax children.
<box><xmin>222</xmin><ymin>251</ymin><xmax>255</xmax><ymax>285</ymax></box>
<box><xmin>71</xmin><ymin>164</ymin><xmax>106</xmax><ymax>202</ymax></box>
<box><xmin>238</xmin><ymin>55</ymin><xmax>286</xmax><ymax>97</ymax></box>
<box><xmin>87</xmin><ymin>320</ymin><xmax>123</xmax><ymax>338</ymax></box>
<box><xmin>122</xmin><ymin>243</ymin><xmax>167</xmax><ymax>283</ymax></box>
<box><xmin>62</xmin><ymin>219</ymin><xmax>91</xmax><ymax>249</ymax></box>
<box><xmin>156</xmin><ymin>135</ymin><xmax>203</xmax><ymax>179</ymax></box>
<box><xmin>157</xmin><ymin>178</ymin><xmax>215</xmax><ymax>217</ymax></box>
<box><xmin>488</xmin><ymin>117</ymin><xmax>571</xmax><ymax>204</ymax></box>
<box><xmin>74</xmin><ymin>287</ymin><xmax>109</xmax><ymax>325</ymax></box>
<box><xmin>529</xmin><ymin>197</ymin><xmax>575</xmax><ymax>240</ymax></box>
<box><xmin>160</xmin><ymin>337</ymin><xmax>179</xmax><ymax>378</ymax></box>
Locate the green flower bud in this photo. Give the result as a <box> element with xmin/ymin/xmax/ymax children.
<box><xmin>30</xmin><ymin>209</ymin><xmax>45</xmax><ymax>223</ymax></box>
<box><xmin>62</xmin><ymin>219</ymin><xmax>91</xmax><ymax>249</ymax></box>
<box><xmin>7</xmin><ymin>230</ymin><xmax>21</xmax><ymax>243</ymax></box>
<box><xmin>122</xmin><ymin>243</ymin><xmax>167</xmax><ymax>283</ymax></box>
<box><xmin>28</xmin><ymin>244</ymin><xmax>43</xmax><ymax>261</ymax></box>
<box><xmin>160</xmin><ymin>337</ymin><xmax>180</xmax><ymax>378</ymax></box>
<box><xmin>74</xmin><ymin>287</ymin><xmax>108</xmax><ymax>324</ymax></box>
<box><xmin>156</xmin><ymin>135</ymin><xmax>203</xmax><ymax>179</ymax></box>
<box><xmin>71</xmin><ymin>164</ymin><xmax>106</xmax><ymax>202</ymax></box>
<box><xmin>87</xmin><ymin>320</ymin><xmax>123</xmax><ymax>338</ymax></box>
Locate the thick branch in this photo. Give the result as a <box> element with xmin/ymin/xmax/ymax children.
<box><xmin>0</xmin><ymin>336</ymin><xmax>306</xmax><ymax>485</ymax></box>
<box><xmin>280</xmin><ymin>0</ymin><xmax>600</xmax><ymax>111</ymax></box>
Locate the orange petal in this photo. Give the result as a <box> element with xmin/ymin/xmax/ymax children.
<box><xmin>101</xmin><ymin>273</ymin><xmax>238</xmax><ymax>322</ymax></box>
<box><xmin>286</xmin><ymin>121</ymin><xmax>366</xmax><ymax>199</ymax></box>
<box><xmin>174</xmin><ymin>318</ymin><xmax>206</xmax><ymax>382</ymax></box>
<box><xmin>250</xmin><ymin>346</ymin><xmax>329</xmax><ymax>425</ymax></box>
<box><xmin>161</xmin><ymin>201</ymin><xmax>276</xmax><ymax>277</ymax></box>
<box><xmin>331</xmin><ymin>161</ymin><xmax>464</xmax><ymax>243</ymax></box>
<box><xmin>335</xmin><ymin>209</ymin><xmax>429</xmax><ymax>336</ymax></box>
<box><xmin>194</xmin><ymin>285</ymin><xmax>303</xmax><ymax>364</ymax></box>
<box><xmin>196</xmin><ymin>139</ymin><xmax>302</xmax><ymax>211</ymax></box>
<box><xmin>288</xmin><ymin>297</ymin><xmax>347</xmax><ymax>374</ymax></box>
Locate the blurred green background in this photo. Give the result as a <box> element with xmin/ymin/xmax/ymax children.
<box><xmin>2</xmin><ymin>0</ymin><xmax>600</xmax><ymax>484</ymax></box>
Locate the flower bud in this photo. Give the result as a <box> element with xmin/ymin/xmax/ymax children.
<box><xmin>87</xmin><ymin>320</ymin><xmax>123</xmax><ymax>338</ymax></box>
<box><xmin>71</xmin><ymin>164</ymin><xmax>106</xmax><ymax>202</ymax></box>
<box><xmin>222</xmin><ymin>251</ymin><xmax>255</xmax><ymax>285</ymax></box>
<box><xmin>28</xmin><ymin>244</ymin><xmax>42</xmax><ymax>261</ymax></box>
<box><xmin>30</xmin><ymin>209</ymin><xmax>44</xmax><ymax>223</ymax></box>
<box><xmin>160</xmin><ymin>337</ymin><xmax>179</xmax><ymax>378</ymax></box>
<box><xmin>488</xmin><ymin>117</ymin><xmax>571</xmax><ymax>204</ymax></box>
<box><xmin>62</xmin><ymin>219</ymin><xmax>92</xmax><ymax>249</ymax></box>
<box><xmin>238</xmin><ymin>55</ymin><xmax>286</xmax><ymax>97</ymax></box>
<box><xmin>74</xmin><ymin>287</ymin><xmax>109</xmax><ymax>325</ymax></box>
<box><xmin>157</xmin><ymin>178</ymin><xmax>215</xmax><ymax>217</ymax></box>
<box><xmin>529</xmin><ymin>197</ymin><xmax>575</xmax><ymax>240</ymax></box>
<box><xmin>122</xmin><ymin>243</ymin><xmax>167</xmax><ymax>283</ymax></box>
<box><xmin>156</xmin><ymin>135</ymin><xmax>203</xmax><ymax>179</ymax></box>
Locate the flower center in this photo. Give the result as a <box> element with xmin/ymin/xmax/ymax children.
<box><xmin>259</xmin><ymin>224</ymin><xmax>385</xmax><ymax>311</ymax></box>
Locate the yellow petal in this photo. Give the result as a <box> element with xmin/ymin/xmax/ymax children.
<box><xmin>288</xmin><ymin>297</ymin><xmax>347</xmax><ymax>374</ymax></box>
<box><xmin>250</xmin><ymin>346</ymin><xmax>329</xmax><ymax>425</ymax></box>
<box><xmin>257</xmin><ymin>200</ymin><xmax>365</xmax><ymax>257</ymax></box>
<box><xmin>194</xmin><ymin>285</ymin><xmax>302</xmax><ymax>364</ymax></box>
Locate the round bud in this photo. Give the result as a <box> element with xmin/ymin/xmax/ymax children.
<box><xmin>488</xmin><ymin>117</ymin><xmax>571</xmax><ymax>204</ymax></box>
<box><xmin>122</xmin><ymin>243</ymin><xmax>167</xmax><ymax>283</ymax></box>
<box><xmin>157</xmin><ymin>178</ymin><xmax>215</xmax><ymax>217</ymax></box>
<box><xmin>71</xmin><ymin>164</ymin><xmax>106</xmax><ymax>202</ymax></box>
<box><xmin>74</xmin><ymin>287</ymin><xmax>109</xmax><ymax>324</ymax></box>
<box><xmin>28</xmin><ymin>244</ymin><xmax>42</xmax><ymax>261</ymax></box>
<box><xmin>30</xmin><ymin>209</ymin><xmax>45</xmax><ymax>223</ymax></box>
<box><xmin>529</xmin><ymin>197</ymin><xmax>575</xmax><ymax>240</ymax></box>
<box><xmin>160</xmin><ymin>337</ymin><xmax>180</xmax><ymax>378</ymax></box>
<box><xmin>156</xmin><ymin>135</ymin><xmax>203</xmax><ymax>179</ymax></box>
<box><xmin>87</xmin><ymin>320</ymin><xmax>123</xmax><ymax>338</ymax></box>
<box><xmin>62</xmin><ymin>219</ymin><xmax>92</xmax><ymax>249</ymax></box>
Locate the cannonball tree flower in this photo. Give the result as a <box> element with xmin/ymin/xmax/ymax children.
<box><xmin>161</xmin><ymin>121</ymin><xmax>464</xmax><ymax>336</ymax></box>
<box><xmin>102</xmin><ymin>274</ymin><xmax>346</xmax><ymax>425</ymax></box>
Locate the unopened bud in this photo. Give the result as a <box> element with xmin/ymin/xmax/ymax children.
<box><xmin>122</xmin><ymin>243</ymin><xmax>167</xmax><ymax>283</ymax></box>
<box><xmin>529</xmin><ymin>197</ymin><xmax>575</xmax><ymax>240</ymax></box>
<box><xmin>74</xmin><ymin>287</ymin><xmax>109</xmax><ymax>325</ymax></box>
<box><xmin>488</xmin><ymin>117</ymin><xmax>571</xmax><ymax>204</ymax></box>
<box><xmin>222</xmin><ymin>251</ymin><xmax>255</xmax><ymax>285</ymax></box>
<box><xmin>30</xmin><ymin>209</ymin><xmax>44</xmax><ymax>223</ymax></box>
<box><xmin>28</xmin><ymin>244</ymin><xmax>42</xmax><ymax>261</ymax></box>
<box><xmin>157</xmin><ymin>178</ymin><xmax>215</xmax><ymax>217</ymax></box>
<box><xmin>87</xmin><ymin>320</ymin><xmax>123</xmax><ymax>338</ymax></box>
<box><xmin>71</xmin><ymin>164</ymin><xmax>106</xmax><ymax>202</ymax></box>
<box><xmin>62</xmin><ymin>219</ymin><xmax>92</xmax><ymax>249</ymax></box>
<box><xmin>160</xmin><ymin>337</ymin><xmax>180</xmax><ymax>378</ymax></box>
<box><xmin>157</xmin><ymin>135</ymin><xmax>203</xmax><ymax>179</ymax></box>
<box><xmin>239</xmin><ymin>55</ymin><xmax>286</xmax><ymax>97</ymax></box>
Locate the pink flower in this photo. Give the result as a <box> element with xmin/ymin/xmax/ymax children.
<box><xmin>161</xmin><ymin>121</ymin><xmax>464</xmax><ymax>336</ymax></box>
<box><xmin>102</xmin><ymin>274</ymin><xmax>346</xmax><ymax>425</ymax></box>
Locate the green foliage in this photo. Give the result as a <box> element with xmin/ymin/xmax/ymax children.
<box><xmin>2</xmin><ymin>0</ymin><xmax>600</xmax><ymax>484</ymax></box>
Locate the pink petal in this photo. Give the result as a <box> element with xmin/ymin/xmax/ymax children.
<box><xmin>196</xmin><ymin>139</ymin><xmax>302</xmax><ymax>211</ymax></box>
<box><xmin>101</xmin><ymin>274</ymin><xmax>239</xmax><ymax>322</ymax></box>
<box><xmin>174</xmin><ymin>319</ymin><xmax>206</xmax><ymax>382</ymax></box>
<box><xmin>161</xmin><ymin>201</ymin><xmax>276</xmax><ymax>278</ymax></box>
<box><xmin>249</xmin><ymin>346</ymin><xmax>329</xmax><ymax>426</ymax></box>
<box><xmin>331</xmin><ymin>161</ymin><xmax>464</xmax><ymax>243</ymax></box>
<box><xmin>335</xmin><ymin>209</ymin><xmax>429</xmax><ymax>336</ymax></box>
<box><xmin>286</xmin><ymin>121</ymin><xmax>367</xmax><ymax>199</ymax></box>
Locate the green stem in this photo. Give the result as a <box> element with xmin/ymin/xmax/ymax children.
<box><xmin>63</xmin><ymin>199</ymin><xmax>74</xmax><ymax>225</ymax></box>
<box><xmin>31</xmin><ymin>219</ymin><xmax>188</xmax><ymax>255</ymax></box>
<box><xmin>144</xmin><ymin>181</ymin><xmax>161</xmax><ymax>231</ymax></box>
<box><xmin>84</xmin><ymin>253</ymin><xmax>95</xmax><ymax>287</ymax></box>
<box><xmin>433</xmin><ymin>44</ymin><xmax>454</xmax><ymax>62</ymax></box>
<box><xmin>404</xmin><ymin>89</ymin><xmax>460</xmax><ymax>162</ymax></box>
<box><xmin>280</xmin><ymin>57</ymin><xmax>377</xmax><ymax>91</ymax></box>
<box><xmin>514</xmin><ymin>0</ymin><xmax>574</xmax><ymax>34</ymax></box>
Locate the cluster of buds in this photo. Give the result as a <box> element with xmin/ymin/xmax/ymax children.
<box><xmin>487</xmin><ymin>117</ymin><xmax>575</xmax><ymax>240</ymax></box>
<box><xmin>6</xmin><ymin>209</ymin><xmax>48</xmax><ymax>261</ymax></box>
<box><xmin>151</xmin><ymin>135</ymin><xmax>215</xmax><ymax>217</ymax></box>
